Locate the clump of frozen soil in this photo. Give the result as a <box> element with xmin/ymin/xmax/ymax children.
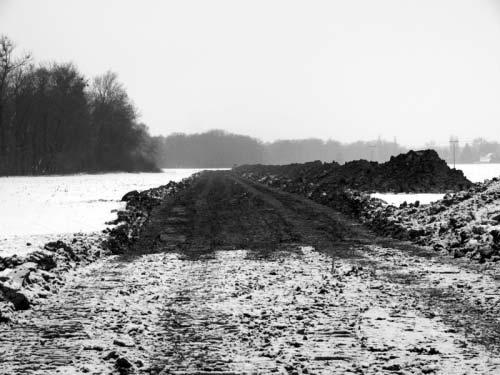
<box><xmin>0</xmin><ymin>233</ymin><xmax>108</xmax><ymax>322</ymax></box>
<box><xmin>360</xmin><ymin>178</ymin><xmax>500</xmax><ymax>262</ymax></box>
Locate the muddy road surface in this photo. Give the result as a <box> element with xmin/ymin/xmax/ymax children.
<box><xmin>1</xmin><ymin>171</ymin><xmax>500</xmax><ymax>374</ymax></box>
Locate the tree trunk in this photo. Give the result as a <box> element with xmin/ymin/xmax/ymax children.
<box><xmin>0</xmin><ymin>101</ymin><xmax>5</xmax><ymax>173</ymax></box>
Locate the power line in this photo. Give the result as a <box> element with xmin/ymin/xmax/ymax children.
<box><xmin>449</xmin><ymin>138</ymin><xmax>459</xmax><ymax>169</ymax></box>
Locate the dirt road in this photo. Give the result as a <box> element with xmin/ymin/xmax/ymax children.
<box><xmin>1</xmin><ymin>171</ymin><xmax>500</xmax><ymax>374</ymax></box>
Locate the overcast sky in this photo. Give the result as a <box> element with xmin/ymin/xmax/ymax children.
<box><xmin>1</xmin><ymin>0</ymin><xmax>500</xmax><ymax>146</ymax></box>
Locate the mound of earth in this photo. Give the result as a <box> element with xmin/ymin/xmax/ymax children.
<box><xmin>359</xmin><ymin>178</ymin><xmax>500</xmax><ymax>262</ymax></box>
<box><xmin>235</xmin><ymin>149</ymin><xmax>471</xmax><ymax>193</ymax></box>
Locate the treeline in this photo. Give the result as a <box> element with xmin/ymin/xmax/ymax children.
<box><xmin>0</xmin><ymin>36</ymin><xmax>158</xmax><ymax>176</ymax></box>
<box><xmin>265</xmin><ymin>138</ymin><xmax>405</xmax><ymax>165</ymax></box>
<box><xmin>155</xmin><ymin>131</ymin><xmax>500</xmax><ymax>168</ymax></box>
<box><xmin>157</xmin><ymin>130</ymin><xmax>264</xmax><ymax>168</ymax></box>
<box><xmin>155</xmin><ymin>130</ymin><xmax>407</xmax><ymax>167</ymax></box>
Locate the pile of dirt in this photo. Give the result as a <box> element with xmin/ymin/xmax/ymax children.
<box><xmin>303</xmin><ymin>179</ymin><xmax>500</xmax><ymax>262</ymax></box>
<box><xmin>236</xmin><ymin>150</ymin><xmax>471</xmax><ymax>193</ymax></box>
<box><xmin>236</xmin><ymin>151</ymin><xmax>500</xmax><ymax>262</ymax></box>
<box><xmin>358</xmin><ymin>179</ymin><xmax>500</xmax><ymax>262</ymax></box>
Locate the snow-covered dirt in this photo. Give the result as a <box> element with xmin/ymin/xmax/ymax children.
<box><xmin>1</xmin><ymin>171</ymin><xmax>499</xmax><ymax>374</ymax></box>
<box><xmin>1</xmin><ymin>247</ymin><xmax>499</xmax><ymax>374</ymax></box>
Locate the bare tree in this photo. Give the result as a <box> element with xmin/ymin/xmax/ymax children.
<box><xmin>90</xmin><ymin>71</ymin><xmax>128</xmax><ymax>106</ymax></box>
<box><xmin>0</xmin><ymin>35</ymin><xmax>30</xmax><ymax>157</ymax></box>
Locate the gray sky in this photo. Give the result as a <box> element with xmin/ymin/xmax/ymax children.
<box><xmin>1</xmin><ymin>0</ymin><xmax>500</xmax><ymax>146</ymax></box>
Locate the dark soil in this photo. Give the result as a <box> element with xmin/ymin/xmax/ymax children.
<box><xmin>132</xmin><ymin>171</ymin><xmax>372</xmax><ymax>257</ymax></box>
<box><xmin>235</xmin><ymin>149</ymin><xmax>471</xmax><ymax>193</ymax></box>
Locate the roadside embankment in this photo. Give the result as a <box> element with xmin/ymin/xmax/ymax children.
<box><xmin>104</xmin><ymin>176</ymin><xmax>194</xmax><ymax>253</ymax></box>
<box><xmin>0</xmin><ymin>233</ymin><xmax>109</xmax><ymax>322</ymax></box>
<box><xmin>0</xmin><ymin>175</ymin><xmax>196</xmax><ymax>322</ymax></box>
<box><xmin>235</xmin><ymin>150</ymin><xmax>500</xmax><ymax>262</ymax></box>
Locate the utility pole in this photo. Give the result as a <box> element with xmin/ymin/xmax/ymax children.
<box><xmin>369</xmin><ymin>144</ymin><xmax>377</xmax><ymax>162</ymax></box>
<box><xmin>449</xmin><ymin>137</ymin><xmax>459</xmax><ymax>169</ymax></box>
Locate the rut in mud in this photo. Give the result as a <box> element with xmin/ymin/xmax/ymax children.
<box><xmin>1</xmin><ymin>171</ymin><xmax>500</xmax><ymax>374</ymax></box>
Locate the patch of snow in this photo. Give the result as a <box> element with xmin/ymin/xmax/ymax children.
<box><xmin>453</xmin><ymin>163</ymin><xmax>500</xmax><ymax>183</ymax></box>
<box><xmin>371</xmin><ymin>193</ymin><xmax>445</xmax><ymax>207</ymax></box>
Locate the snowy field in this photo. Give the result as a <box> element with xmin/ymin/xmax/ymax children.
<box><xmin>372</xmin><ymin>163</ymin><xmax>500</xmax><ymax>206</ymax></box>
<box><xmin>454</xmin><ymin>163</ymin><xmax>500</xmax><ymax>183</ymax></box>
<box><xmin>0</xmin><ymin>169</ymin><xmax>205</xmax><ymax>238</ymax></box>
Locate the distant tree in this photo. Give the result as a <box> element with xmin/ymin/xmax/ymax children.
<box><xmin>459</xmin><ymin>143</ymin><xmax>476</xmax><ymax>163</ymax></box>
<box><xmin>154</xmin><ymin>131</ymin><xmax>408</xmax><ymax>168</ymax></box>
<box><xmin>156</xmin><ymin>130</ymin><xmax>264</xmax><ymax>168</ymax></box>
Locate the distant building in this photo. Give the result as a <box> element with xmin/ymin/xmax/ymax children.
<box><xmin>479</xmin><ymin>153</ymin><xmax>493</xmax><ymax>163</ymax></box>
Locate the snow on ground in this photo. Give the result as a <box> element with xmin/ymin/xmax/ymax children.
<box><xmin>2</xmin><ymin>246</ymin><xmax>499</xmax><ymax>373</ymax></box>
<box><xmin>0</xmin><ymin>169</ymin><xmax>213</xmax><ymax>255</ymax></box>
<box><xmin>0</xmin><ymin>233</ymin><xmax>79</xmax><ymax>258</ymax></box>
<box><xmin>454</xmin><ymin>163</ymin><xmax>500</xmax><ymax>183</ymax></box>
